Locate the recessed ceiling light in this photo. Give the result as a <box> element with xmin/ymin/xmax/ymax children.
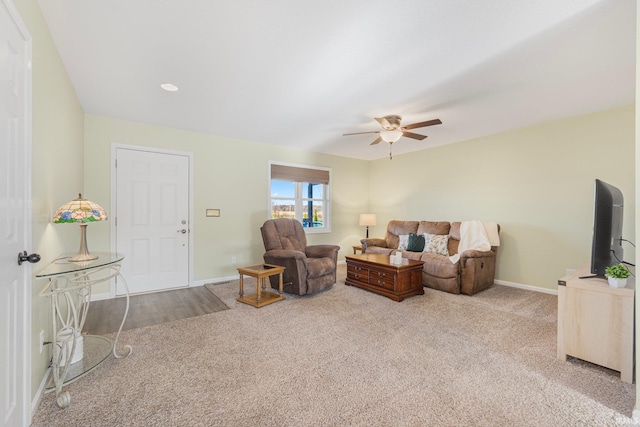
<box><xmin>160</xmin><ymin>83</ymin><xmax>179</xmax><ymax>92</ymax></box>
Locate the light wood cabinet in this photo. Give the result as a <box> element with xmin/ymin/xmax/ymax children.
<box><xmin>557</xmin><ymin>268</ymin><xmax>635</xmax><ymax>383</ymax></box>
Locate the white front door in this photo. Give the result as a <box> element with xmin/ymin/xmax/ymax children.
<box><xmin>115</xmin><ymin>148</ymin><xmax>190</xmax><ymax>294</ymax></box>
<box><xmin>0</xmin><ymin>1</ymin><xmax>32</xmax><ymax>426</ymax></box>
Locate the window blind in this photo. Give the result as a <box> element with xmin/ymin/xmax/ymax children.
<box><xmin>271</xmin><ymin>164</ymin><xmax>329</xmax><ymax>185</ymax></box>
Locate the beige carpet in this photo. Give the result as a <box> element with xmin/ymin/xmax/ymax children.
<box><xmin>32</xmin><ymin>265</ymin><xmax>635</xmax><ymax>426</ymax></box>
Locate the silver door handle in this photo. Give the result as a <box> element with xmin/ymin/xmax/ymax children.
<box><xmin>178</xmin><ymin>229</ymin><xmax>187</xmax><ymax>234</ymax></box>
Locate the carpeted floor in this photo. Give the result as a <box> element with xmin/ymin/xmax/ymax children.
<box><xmin>32</xmin><ymin>265</ymin><xmax>636</xmax><ymax>426</ymax></box>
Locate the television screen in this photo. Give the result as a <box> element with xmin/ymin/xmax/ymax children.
<box><xmin>590</xmin><ymin>179</ymin><xmax>624</xmax><ymax>276</ymax></box>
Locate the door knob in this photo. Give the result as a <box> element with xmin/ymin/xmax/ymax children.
<box><xmin>177</xmin><ymin>229</ymin><xmax>187</xmax><ymax>234</ymax></box>
<box><xmin>18</xmin><ymin>251</ymin><xmax>41</xmax><ymax>266</ymax></box>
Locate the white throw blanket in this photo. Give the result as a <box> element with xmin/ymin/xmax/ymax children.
<box><xmin>449</xmin><ymin>220</ymin><xmax>500</xmax><ymax>264</ymax></box>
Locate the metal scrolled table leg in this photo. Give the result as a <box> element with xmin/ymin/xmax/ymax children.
<box><xmin>50</xmin><ymin>275</ymin><xmax>80</xmax><ymax>408</ymax></box>
<box><xmin>112</xmin><ymin>266</ymin><xmax>133</xmax><ymax>358</ymax></box>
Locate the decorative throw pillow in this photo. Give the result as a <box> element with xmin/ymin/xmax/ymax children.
<box><xmin>423</xmin><ymin>233</ymin><xmax>450</xmax><ymax>256</ymax></box>
<box><xmin>397</xmin><ymin>234</ymin><xmax>409</xmax><ymax>251</ymax></box>
<box><xmin>407</xmin><ymin>233</ymin><xmax>426</xmax><ymax>252</ymax></box>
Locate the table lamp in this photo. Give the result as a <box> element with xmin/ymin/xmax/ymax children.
<box><xmin>53</xmin><ymin>193</ymin><xmax>108</xmax><ymax>262</ymax></box>
<box><xmin>359</xmin><ymin>213</ymin><xmax>377</xmax><ymax>238</ymax></box>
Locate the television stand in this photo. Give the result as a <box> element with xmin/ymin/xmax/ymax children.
<box><xmin>557</xmin><ymin>267</ymin><xmax>635</xmax><ymax>383</ymax></box>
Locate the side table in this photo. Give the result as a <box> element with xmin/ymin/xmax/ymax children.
<box><xmin>237</xmin><ymin>264</ymin><xmax>286</xmax><ymax>308</ymax></box>
<box><xmin>36</xmin><ymin>252</ymin><xmax>133</xmax><ymax>408</ymax></box>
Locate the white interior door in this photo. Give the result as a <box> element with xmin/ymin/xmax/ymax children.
<box><xmin>115</xmin><ymin>148</ymin><xmax>190</xmax><ymax>294</ymax></box>
<box><xmin>0</xmin><ymin>1</ymin><xmax>32</xmax><ymax>426</ymax></box>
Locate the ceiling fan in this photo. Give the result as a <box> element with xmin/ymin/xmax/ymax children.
<box><xmin>343</xmin><ymin>115</ymin><xmax>442</xmax><ymax>159</ymax></box>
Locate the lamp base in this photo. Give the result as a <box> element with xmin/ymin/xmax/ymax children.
<box><xmin>69</xmin><ymin>223</ymin><xmax>98</xmax><ymax>263</ymax></box>
<box><xmin>68</xmin><ymin>252</ymin><xmax>98</xmax><ymax>263</ymax></box>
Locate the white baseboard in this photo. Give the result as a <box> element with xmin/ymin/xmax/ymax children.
<box><xmin>196</xmin><ymin>263</ymin><xmax>351</xmax><ymax>286</ymax></box>
<box><xmin>90</xmin><ymin>275</ymin><xmax>239</xmax><ymax>301</ymax></box>
<box><xmin>94</xmin><ymin>272</ymin><xmax>556</xmax><ymax>297</ymax></box>
<box><xmin>90</xmin><ymin>292</ymin><xmax>112</xmax><ymax>301</ymax></box>
<box><xmin>494</xmin><ymin>279</ymin><xmax>558</xmax><ymax>295</ymax></box>
<box><xmin>31</xmin><ymin>367</ymin><xmax>51</xmax><ymax>418</ymax></box>
<box><xmin>339</xmin><ymin>260</ymin><xmax>555</xmax><ymax>294</ymax></box>
<box><xmin>192</xmin><ymin>275</ymin><xmax>238</xmax><ymax>287</ymax></box>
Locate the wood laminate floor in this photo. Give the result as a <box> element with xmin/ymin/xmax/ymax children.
<box><xmin>82</xmin><ymin>286</ymin><xmax>229</xmax><ymax>335</ymax></box>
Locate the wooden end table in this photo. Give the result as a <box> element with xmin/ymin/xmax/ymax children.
<box><xmin>345</xmin><ymin>254</ymin><xmax>424</xmax><ymax>302</ymax></box>
<box><xmin>237</xmin><ymin>264</ymin><xmax>286</xmax><ymax>308</ymax></box>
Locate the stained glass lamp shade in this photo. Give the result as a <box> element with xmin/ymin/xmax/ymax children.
<box><xmin>53</xmin><ymin>193</ymin><xmax>108</xmax><ymax>262</ymax></box>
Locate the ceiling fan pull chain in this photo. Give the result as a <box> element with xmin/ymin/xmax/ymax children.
<box><xmin>389</xmin><ymin>144</ymin><xmax>392</xmax><ymax>160</ymax></box>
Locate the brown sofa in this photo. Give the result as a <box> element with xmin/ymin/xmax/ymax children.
<box><xmin>361</xmin><ymin>220</ymin><xmax>499</xmax><ymax>295</ymax></box>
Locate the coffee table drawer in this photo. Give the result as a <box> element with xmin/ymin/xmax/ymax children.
<box><xmin>368</xmin><ymin>270</ymin><xmax>395</xmax><ymax>289</ymax></box>
<box><xmin>347</xmin><ymin>264</ymin><xmax>369</xmax><ymax>282</ymax></box>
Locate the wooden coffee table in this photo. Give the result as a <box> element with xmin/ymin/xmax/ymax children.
<box><xmin>236</xmin><ymin>264</ymin><xmax>286</xmax><ymax>308</ymax></box>
<box><xmin>345</xmin><ymin>254</ymin><xmax>424</xmax><ymax>302</ymax></box>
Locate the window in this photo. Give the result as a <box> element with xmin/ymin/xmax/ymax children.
<box><xmin>269</xmin><ymin>162</ymin><xmax>331</xmax><ymax>233</ymax></box>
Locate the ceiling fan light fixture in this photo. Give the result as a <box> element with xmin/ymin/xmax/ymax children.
<box><xmin>380</xmin><ymin>130</ymin><xmax>403</xmax><ymax>143</ymax></box>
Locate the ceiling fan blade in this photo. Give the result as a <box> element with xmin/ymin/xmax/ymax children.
<box><xmin>370</xmin><ymin>136</ymin><xmax>383</xmax><ymax>145</ymax></box>
<box><xmin>343</xmin><ymin>131</ymin><xmax>381</xmax><ymax>136</ymax></box>
<box><xmin>402</xmin><ymin>118</ymin><xmax>442</xmax><ymax>130</ymax></box>
<box><xmin>375</xmin><ymin>117</ymin><xmax>391</xmax><ymax>129</ymax></box>
<box><xmin>402</xmin><ymin>131</ymin><xmax>427</xmax><ymax>141</ymax></box>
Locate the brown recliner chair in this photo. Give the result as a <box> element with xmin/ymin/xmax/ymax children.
<box><xmin>260</xmin><ymin>218</ymin><xmax>340</xmax><ymax>295</ymax></box>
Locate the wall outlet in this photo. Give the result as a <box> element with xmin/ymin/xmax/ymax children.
<box><xmin>231</xmin><ymin>256</ymin><xmax>237</xmax><ymax>264</ymax></box>
<box><xmin>39</xmin><ymin>330</ymin><xmax>45</xmax><ymax>354</ymax></box>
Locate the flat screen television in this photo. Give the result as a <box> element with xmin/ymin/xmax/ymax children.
<box><xmin>590</xmin><ymin>179</ymin><xmax>624</xmax><ymax>276</ymax></box>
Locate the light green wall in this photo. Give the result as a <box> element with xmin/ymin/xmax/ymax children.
<box><xmin>367</xmin><ymin>105</ymin><xmax>635</xmax><ymax>291</ymax></box>
<box><xmin>83</xmin><ymin>115</ymin><xmax>370</xmax><ymax>283</ymax></box>
<box><xmin>84</xmin><ymin>106</ymin><xmax>635</xmax><ymax>292</ymax></box>
<box><xmin>13</xmin><ymin>0</ymin><xmax>85</xmax><ymax>402</ymax></box>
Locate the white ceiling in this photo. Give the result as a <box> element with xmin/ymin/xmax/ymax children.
<box><xmin>37</xmin><ymin>0</ymin><xmax>635</xmax><ymax>161</ymax></box>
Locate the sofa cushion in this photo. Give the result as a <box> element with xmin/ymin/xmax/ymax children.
<box><xmin>385</xmin><ymin>221</ymin><xmax>419</xmax><ymax>249</ymax></box>
<box><xmin>365</xmin><ymin>246</ymin><xmax>395</xmax><ymax>255</ymax></box>
<box><xmin>402</xmin><ymin>250</ymin><xmax>423</xmax><ymax>261</ymax></box>
<box><xmin>417</xmin><ymin>221</ymin><xmax>451</xmax><ymax>236</ymax></box>
<box><xmin>306</xmin><ymin>257</ymin><xmax>335</xmax><ymax>279</ymax></box>
<box><xmin>423</xmin><ymin>233</ymin><xmax>449</xmax><ymax>256</ymax></box>
<box><xmin>421</xmin><ymin>252</ymin><xmax>458</xmax><ymax>278</ymax></box>
<box><xmin>280</xmin><ymin>236</ymin><xmax>304</xmax><ymax>252</ymax></box>
<box><xmin>407</xmin><ymin>233</ymin><xmax>425</xmax><ymax>252</ymax></box>
<box><xmin>261</xmin><ymin>218</ymin><xmax>307</xmax><ymax>252</ymax></box>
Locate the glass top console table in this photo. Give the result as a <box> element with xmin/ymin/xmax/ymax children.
<box><xmin>36</xmin><ymin>252</ymin><xmax>132</xmax><ymax>408</ymax></box>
